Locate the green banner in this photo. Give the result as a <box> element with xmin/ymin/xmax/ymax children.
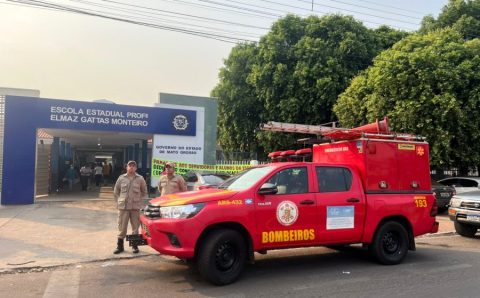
<box><xmin>151</xmin><ymin>158</ymin><xmax>252</xmax><ymax>178</ymax></box>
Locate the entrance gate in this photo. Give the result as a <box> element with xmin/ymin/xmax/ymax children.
<box><xmin>1</xmin><ymin>96</ymin><xmax>197</xmax><ymax>205</ymax></box>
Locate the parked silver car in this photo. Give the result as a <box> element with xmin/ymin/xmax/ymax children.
<box><xmin>438</xmin><ymin>177</ymin><xmax>480</xmax><ymax>194</ymax></box>
<box><xmin>184</xmin><ymin>172</ymin><xmax>230</xmax><ymax>191</ymax></box>
<box><xmin>448</xmin><ymin>191</ymin><xmax>480</xmax><ymax>237</ymax></box>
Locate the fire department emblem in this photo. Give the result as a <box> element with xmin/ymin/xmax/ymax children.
<box><xmin>416</xmin><ymin>146</ymin><xmax>425</xmax><ymax>156</ymax></box>
<box><xmin>172</xmin><ymin>114</ymin><xmax>189</xmax><ymax>130</ymax></box>
<box><xmin>276</xmin><ymin>201</ymin><xmax>299</xmax><ymax>226</ymax></box>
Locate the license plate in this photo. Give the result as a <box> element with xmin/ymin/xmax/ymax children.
<box><xmin>440</xmin><ymin>192</ymin><xmax>450</xmax><ymax>198</ymax></box>
<box><xmin>466</xmin><ymin>215</ymin><xmax>480</xmax><ymax>222</ymax></box>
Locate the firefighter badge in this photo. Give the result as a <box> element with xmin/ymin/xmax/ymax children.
<box><xmin>276</xmin><ymin>201</ymin><xmax>299</xmax><ymax>226</ymax></box>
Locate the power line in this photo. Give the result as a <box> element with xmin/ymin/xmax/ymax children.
<box><xmin>296</xmin><ymin>0</ymin><xmax>420</xmax><ymax>26</ymax></box>
<box><xmin>8</xmin><ymin>0</ymin><xmax>258</xmax><ymax>43</ymax></box>
<box><xmin>198</xmin><ymin>0</ymin><xmax>281</xmax><ymax>18</ymax></box>
<box><xmin>320</xmin><ymin>0</ymin><xmax>422</xmax><ymax>20</ymax></box>
<box><xmin>257</xmin><ymin>0</ymin><xmax>416</xmax><ymax>31</ymax></box>
<box><xmin>66</xmin><ymin>0</ymin><xmax>264</xmax><ymax>38</ymax></box>
<box><xmin>355</xmin><ymin>0</ymin><xmax>428</xmax><ymax>16</ymax></box>
<box><xmin>163</xmin><ymin>0</ymin><xmax>277</xmax><ymax>20</ymax></box>
<box><xmin>99</xmin><ymin>0</ymin><xmax>270</xmax><ymax>30</ymax></box>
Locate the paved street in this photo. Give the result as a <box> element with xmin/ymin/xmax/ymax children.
<box><xmin>1</xmin><ymin>190</ymin><xmax>477</xmax><ymax>297</ymax></box>
<box><xmin>0</xmin><ymin>233</ymin><xmax>479</xmax><ymax>298</ymax></box>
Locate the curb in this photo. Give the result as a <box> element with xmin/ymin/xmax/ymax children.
<box><xmin>0</xmin><ymin>253</ymin><xmax>157</xmax><ymax>275</ymax></box>
<box><xmin>419</xmin><ymin>231</ymin><xmax>457</xmax><ymax>238</ymax></box>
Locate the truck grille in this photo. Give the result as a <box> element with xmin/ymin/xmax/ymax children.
<box><xmin>460</xmin><ymin>201</ymin><xmax>480</xmax><ymax>210</ymax></box>
<box><xmin>143</xmin><ymin>204</ymin><xmax>161</xmax><ymax>219</ymax></box>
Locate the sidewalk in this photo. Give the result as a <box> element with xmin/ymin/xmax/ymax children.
<box><xmin>0</xmin><ymin>186</ymin><xmax>157</xmax><ymax>274</ymax></box>
<box><xmin>0</xmin><ymin>187</ymin><xmax>455</xmax><ymax>274</ymax></box>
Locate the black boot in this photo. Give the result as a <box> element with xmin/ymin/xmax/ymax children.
<box><xmin>113</xmin><ymin>238</ymin><xmax>124</xmax><ymax>254</ymax></box>
<box><xmin>132</xmin><ymin>245</ymin><xmax>139</xmax><ymax>254</ymax></box>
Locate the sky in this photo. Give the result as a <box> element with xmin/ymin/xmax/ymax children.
<box><xmin>0</xmin><ymin>0</ymin><xmax>449</xmax><ymax>106</ymax></box>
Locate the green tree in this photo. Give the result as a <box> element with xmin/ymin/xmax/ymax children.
<box><xmin>213</xmin><ymin>14</ymin><xmax>407</xmax><ymax>157</ymax></box>
<box><xmin>334</xmin><ymin>29</ymin><xmax>480</xmax><ymax>168</ymax></box>
<box><xmin>249</xmin><ymin>15</ymin><xmax>405</xmax><ymax>153</ymax></box>
<box><xmin>211</xmin><ymin>43</ymin><xmax>262</xmax><ymax>158</ymax></box>
<box><xmin>420</xmin><ymin>0</ymin><xmax>480</xmax><ymax>40</ymax></box>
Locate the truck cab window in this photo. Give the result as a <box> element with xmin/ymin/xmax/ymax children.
<box><xmin>265</xmin><ymin>167</ymin><xmax>308</xmax><ymax>194</ymax></box>
<box><xmin>316</xmin><ymin>167</ymin><xmax>352</xmax><ymax>192</ymax></box>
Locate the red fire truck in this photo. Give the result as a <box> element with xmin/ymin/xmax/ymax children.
<box><xmin>132</xmin><ymin>119</ymin><xmax>439</xmax><ymax>285</ymax></box>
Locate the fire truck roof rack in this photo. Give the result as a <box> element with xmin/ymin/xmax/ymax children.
<box><xmin>261</xmin><ymin>117</ymin><xmax>425</xmax><ymax>142</ymax></box>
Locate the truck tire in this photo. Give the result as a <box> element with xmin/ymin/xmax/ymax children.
<box><xmin>370</xmin><ymin>221</ymin><xmax>408</xmax><ymax>265</ymax></box>
<box><xmin>197</xmin><ymin>229</ymin><xmax>246</xmax><ymax>285</ymax></box>
<box><xmin>454</xmin><ymin>222</ymin><xmax>478</xmax><ymax>238</ymax></box>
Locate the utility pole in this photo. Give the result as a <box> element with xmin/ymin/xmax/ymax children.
<box><xmin>312</xmin><ymin>0</ymin><xmax>314</xmax><ymax>11</ymax></box>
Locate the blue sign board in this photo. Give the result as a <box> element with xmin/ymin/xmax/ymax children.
<box><xmin>1</xmin><ymin>96</ymin><xmax>197</xmax><ymax>204</ymax></box>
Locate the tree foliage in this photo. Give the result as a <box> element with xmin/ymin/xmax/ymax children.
<box><xmin>213</xmin><ymin>14</ymin><xmax>407</xmax><ymax>156</ymax></box>
<box><xmin>420</xmin><ymin>0</ymin><xmax>480</xmax><ymax>40</ymax></box>
<box><xmin>334</xmin><ymin>29</ymin><xmax>480</xmax><ymax>168</ymax></box>
<box><xmin>211</xmin><ymin>43</ymin><xmax>261</xmax><ymax>157</ymax></box>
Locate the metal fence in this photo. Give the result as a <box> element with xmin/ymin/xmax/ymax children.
<box><xmin>431</xmin><ymin>167</ymin><xmax>479</xmax><ymax>180</ymax></box>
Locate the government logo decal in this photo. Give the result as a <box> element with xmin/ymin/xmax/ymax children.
<box><xmin>276</xmin><ymin>201</ymin><xmax>298</xmax><ymax>226</ymax></box>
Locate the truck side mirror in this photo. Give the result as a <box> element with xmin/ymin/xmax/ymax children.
<box><xmin>258</xmin><ymin>183</ymin><xmax>278</xmax><ymax>195</ymax></box>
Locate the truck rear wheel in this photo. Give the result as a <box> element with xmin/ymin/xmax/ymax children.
<box><xmin>197</xmin><ymin>229</ymin><xmax>246</xmax><ymax>285</ymax></box>
<box><xmin>454</xmin><ymin>222</ymin><xmax>478</xmax><ymax>238</ymax></box>
<box><xmin>370</xmin><ymin>221</ymin><xmax>408</xmax><ymax>265</ymax></box>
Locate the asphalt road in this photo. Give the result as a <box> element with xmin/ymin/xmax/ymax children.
<box><xmin>1</xmin><ymin>233</ymin><xmax>479</xmax><ymax>298</ymax></box>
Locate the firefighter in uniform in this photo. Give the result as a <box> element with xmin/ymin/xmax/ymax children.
<box><xmin>113</xmin><ymin>160</ymin><xmax>147</xmax><ymax>254</ymax></box>
<box><xmin>158</xmin><ymin>162</ymin><xmax>187</xmax><ymax>195</ymax></box>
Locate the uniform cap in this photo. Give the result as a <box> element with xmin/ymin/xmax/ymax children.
<box><xmin>127</xmin><ymin>160</ymin><xmax>137</xmax><ymax>166</ymax></box>
<box><xmin>165</xmin><ymin>162</ymin><xmax>175</xmax><ymax>168</ymax></box>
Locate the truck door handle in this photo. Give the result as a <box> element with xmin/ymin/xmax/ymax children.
<box><xmin>300</xmin><ymin>200</ymin><xmax>315</xmax><ymax>205</ymax></box>
<box><xmin>346</xmin><ymin>198</ymin><xmax>360</xmax><ymax>203</ymax></box>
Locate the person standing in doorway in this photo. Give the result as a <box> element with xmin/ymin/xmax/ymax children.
<box><xmin>80</xmin><ymin>164</ymin><xmax>92</xmax><ymax>191</ymax></box>
<box><xmin>103</xmin><ymin>162</ymin><xmax>110</xmax><ymax>185</ymax></box>
<box><xmin>113</xmin><ymin>160</ymin><xmax>148</xmax><ymax>254</ymax></box>
<box><xmin>65</xmin><ymin>165</ymin><xmax>77</xmax><ymax>191</ymax></box>
<box><xmin>158</xmin><ymin>162</ymin><xmax>187</xmax><ymax>196</ymax></box>
<box><xmin>94</xmin><ymin>163</ymin><xmax>103</xmax><ymax>187</ymax></box>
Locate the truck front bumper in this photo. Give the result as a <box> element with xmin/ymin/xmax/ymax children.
<box><xmin>140</xmin><ymin>215</ymin><xmax>202</xmax><ymax>259</ymax></box>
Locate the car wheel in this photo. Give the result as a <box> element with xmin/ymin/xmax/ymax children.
<box><xmin>197</xmin><ymin>229</ymin><xmax>246</xmax><ymax>285</ymax></box>
<box><xmin>454</xmin><ymin>222</ymin><xmax>478</xmax><ymax>238</ymax></box>
<box><xmin>369</xmin><ymin>221</ymin><xmax>409</xmax><ymax>265</ymax></box>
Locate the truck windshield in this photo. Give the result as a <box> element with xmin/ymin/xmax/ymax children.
<box><xmin>218</xmin><ymin>166</ymin><xmax>275</xmax><ymax>191</ymax></box>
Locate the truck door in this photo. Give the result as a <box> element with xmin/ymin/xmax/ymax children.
<box><xmin>255</xmin><ymin>166</ymin><xmax>317</xmax><ymax>249</ymax></box>
<box><xmin>314</xmin><ymin>166</ymin><xmax>365</xmax><ymax>243</ymax></box>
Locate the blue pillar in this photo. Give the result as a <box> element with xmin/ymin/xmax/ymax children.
<box><xmin>127</xmin><ymin>146</ymin><xmax>133</xmax><ymax>162</ymax></box>
<box><xmin>142</xmin><ymin>139</ymin><xmax>148</xmax><ymax>174</ymax></box>
<box><xmin>50</xmin><ymin>137</ymin><xmax>60</xmax><ymax>192</ymax></box>
<box><xmin>66</xmin><ymin>143</ymin><xmax>71</xmax><ymax>161</ymax></box>
<box><xmin>123</xmin><ymin>148</ymin><xmax>127</xmax><ymax>165</ymax></box>
<box><xmin>60</xmin><ymin>140</ymin><xmax>66</xmax><ymax>159</ymax></box>
<box><xmin>134</xmin><ymin>143</ymin><xmax>140</xmax><ymax>164</ymax></box>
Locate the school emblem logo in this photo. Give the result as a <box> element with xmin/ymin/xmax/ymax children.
<box><xmin>172</xmin><ymin>114</ymin><xmax>189</xmax><ymax>130</ymax></box>
<box><xmin>276</xmin><ymin>200</ymin><xmax>298</xmax><ymax>226</ymax></box>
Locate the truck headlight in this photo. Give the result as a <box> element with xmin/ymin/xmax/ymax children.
<box><xmin>449</xmin><ymin>198</ymin><xmax>462</xmax><ymax>208</ymax></box>
<box><xmin>160</xmin><ymin>203</ymin><xmax>205</xmax><ymax>219</ymax></box>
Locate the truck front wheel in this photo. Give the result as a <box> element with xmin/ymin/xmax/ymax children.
<box><xmin>370</xmin><ymin>222</ymin><xmax>408</xmax><ymax>265</ymax></box>
<box><xmin>197</xmin><ymin>229</ymin><xmax>246</xmax><ymax>285</ymax></box>
<box><xmin>454</xmin><ymin>222</ymin><xmax>478</xmax><ymax>237</ymax></box>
